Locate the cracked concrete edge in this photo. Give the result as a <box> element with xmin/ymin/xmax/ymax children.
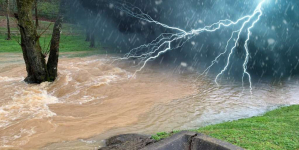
<box><xmin>191</xmin><ymin>134</ymin><xmax>245</xmax><ymax>150</ymax></box>
<box><xmin>142</xmin><ymin>131</ymin><xmax>245</xmax><ymax>150</ymax></box>
<box><xmin>141</xmin><ymin>131</ymin><xmax>196</xmax><ymax>150</ymax></box>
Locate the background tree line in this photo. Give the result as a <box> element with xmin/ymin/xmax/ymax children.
<box><xmin>0</xmin><ymin>0</ymin><xmax>98</xmax><ymax>84</ymax></box>
<box><xmin>0</xmin><ymin>0</ymin><xmax>60</xmax><ymax>20</ymax></box>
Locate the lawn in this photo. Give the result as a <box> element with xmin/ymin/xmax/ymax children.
<box><xmin>0</xmin><ymin>34</ymin><xmax>100</xmax><ymax>53</ymax></box>
<box><xmin>152</xmin><ymin>105</ymin><xmax>299</xmax><ymax>150</ymax></box>
<box><xmin>0</xmin><ymin>15</ymin><xmax>104</xmax><ymax>53</ymax></box>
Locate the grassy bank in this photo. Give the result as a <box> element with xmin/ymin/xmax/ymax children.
<box><xmin>152</xmin><ymin>105</ymin><xmax>299</xmax><ymax>150</ymax></box>
<box><xmin>0</xmin><ymin>34</ymin><xmax>99</xmax><ymax>53</ymax></box>
<box><xmin>0</xmin><ymin>14</ymin><xmax>105</xmax><ymax>53</ymax></box>
<box><xmin>0</xmin><ymin>16</ymin><xmax>104</xmax><ymax>53</ymax></box>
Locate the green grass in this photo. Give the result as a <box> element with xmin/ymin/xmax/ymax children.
<box><xmin>0</xmin><ymin>34</ymin><xmax>21</xmax><ymax>52</ymax></box>
<box><xmin>0</xmin><ymin>16</ymin><xmax>102</xmax><ymax>53</ymax></box>
<box><xmin>0</xmin><ymin>34</ymin><xmax>101</xmax><ymax>53</ymax></box>
<box><xmin>152</xmin><ymin>105</ymin><xmax>299</xmax><ymax>150</ymax></box>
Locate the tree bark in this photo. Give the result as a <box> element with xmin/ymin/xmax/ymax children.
<box><xmin>6</xmin><ymin>0</ymin><xmax>11</xmax><ymax>40</ymax></box>
<box><xmin>34</xmin><ymin>0</ymin><xmax>39</xmax><ymax>27</ymax></box>
<box><xmin>47</xmin><ymin>0</ymin><xmax>65</xmax><ymax>81</ymax></box>
<box><xmin>16</xmin><ymin>0</ymin><xmax>47</xmax><ymax>83</ymax></box>
<box><xmin>85</xmin><ymin>26</ymin><xmax>90</xmax><ymax>41</ymax></box>
<box><xmin>16</xmin><ymin>0</ymin><xmax>67</xmax><ymax>84</ymax></box>
<box><xmin>85</xmin><ymin>13</ymin><xmax>90</xmax><ymax>41</ymax></box>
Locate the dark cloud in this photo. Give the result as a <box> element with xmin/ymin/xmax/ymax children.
<box><xmin>75</xmin><ymin>0</ymin><xmax>299</xmax><ymax>81</ymax></box>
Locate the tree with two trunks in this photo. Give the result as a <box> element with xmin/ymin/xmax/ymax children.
<box><xmin>15</xmin><ymin>0</ymin><xmax>66</xmax><ymax>83</ymax></box>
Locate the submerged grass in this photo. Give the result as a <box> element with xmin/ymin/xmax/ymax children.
<box><xmin>152</xmin><ymin>105</ymin><xmax>299</xmax><ymax>150</ymax></box>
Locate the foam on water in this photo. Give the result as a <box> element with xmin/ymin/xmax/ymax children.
<box><xmin>0</xmin><ymin>54</ymin><xmax>146</xmax><ymax>149</ymax></box>
<box><xmin>0</xmin><ymin>82</ymin><xmax>59</xmax><ymax>128</ymax></box>
<box><xmin>1</xmin><ymin>127</ymin><xmax>36</xmax><ymax>148</ymax></box>
<box><xmin>50</xmin><ymin>58</ymin><xmax>132</xmax><ymax>105</ymax></box>
<box><xmin>0</xmin><ymin>76</ymin><xmax>24</xmax><ymax>82</ymax></box>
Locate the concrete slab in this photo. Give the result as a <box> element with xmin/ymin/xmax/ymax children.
<box><xmin>99</xmin><ymin>131</ymin><xmax>245</xmax><ymax>150</ymax></box>
<box><xmin>191</xmin><ymin>134</ymin><xmax>245</xmax><ymax>150</ymax></box>
<box><xmin>141</xmin><ymin>131</ymin><xmax>196</xmax><ymax>150</ymax></box>
<box><xmin>143</xmin><ymin>131</ymin><xmax>244</xmax><ymax>150</ymax></box>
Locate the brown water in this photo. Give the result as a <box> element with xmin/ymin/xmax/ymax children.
<box><xmin>0</xmin><ymin>53</ymin><xmax>196</xmax><ymax>149</ymax></box>
<box><xmin>0</xmin><ymin>53</ymin><xmax>298</xmax><ymax>150</ymax></box>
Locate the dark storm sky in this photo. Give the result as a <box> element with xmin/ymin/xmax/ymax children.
<box><xmin>76</xmin><ymin>0</ymin><xmax>299</xmax><ymax>80</ymax></box>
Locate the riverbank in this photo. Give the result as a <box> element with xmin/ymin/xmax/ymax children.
<box><xmin>0</xmin><ymin>16</ymin><xmax>106</xmax><ymax>53</ymax></box>
<box><xmin>152</xmin><ymin>105</ymin><xmax>299</xmax><ymax>150</ymax></box>
<box><xmin>41</xmin><ymin>71</ymin><xmax>298</xmax><ymax>150</ymax></box>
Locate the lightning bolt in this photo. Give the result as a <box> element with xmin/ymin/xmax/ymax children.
<box><xmin>115</xmin><ymin>0</ymin><xmax>267</xmax><ymax>92</ymax></box>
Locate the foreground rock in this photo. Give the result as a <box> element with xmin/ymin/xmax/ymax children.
<box><xmin>99</xmin><ymin>134</ymin><xmax>155</xmax><ymax>150</ymax></box>
<box><xmin>99</xmin><ymin>131</ymin><xmax>244</xmax><ymax>150</ymax></box>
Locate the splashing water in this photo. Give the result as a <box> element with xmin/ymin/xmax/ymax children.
<box><xmin>0</xmin><ymin>53</ymin><xmax>196</xmax><ymax>149</ymax></box>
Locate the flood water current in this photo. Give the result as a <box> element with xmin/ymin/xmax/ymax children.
<box><xmin>0</xmin><ymin>53</ymin><xmax>298</xmax><ymax>149</ymax></box>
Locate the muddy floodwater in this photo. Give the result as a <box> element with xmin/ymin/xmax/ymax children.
<box><xmin>0</xmin><ymin>53</ymin><xmax>298</xmax><ymax>150</ymax></box>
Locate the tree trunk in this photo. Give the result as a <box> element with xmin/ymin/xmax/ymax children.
<box><xmin>47</xmin><ymin>0</ymin><xmax>65</xmax><ymax>81</ymax></box>
<box><xmin>16</xmin><ymin>0</ymin><xmax>66</xmax><ymax>84</ymax></box>
<box><xmin>6</xmin><ymin>0</ymin><xmax>11</xmax><ymax>40</ymax></box>
<box><xmin>85</xmin><ymin>26</ymin><xmax>90</xmax><ymax>41</ymax></box>
<box><xmin>85</xmin><ymin>13</ymin><xmax>90</xmax><ymax>41</ymax></box>
<box><xmin>16</xmin><ymin>0</ymin><xmax>47</xmax><ymax>83</ymax></box>
<box><xmin>34</xmin><ymin>0</ymin><xmax>39</xmax><ymax>27</ymax></box>
<box><xmin>90</xmin><ymin>31</ymin><xmax>95</xmax><ymax>48</ymax></box>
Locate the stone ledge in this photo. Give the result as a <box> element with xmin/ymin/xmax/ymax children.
<box><xmin>191</xmin><ymin>133</ymin><xmax>244</xmax><ymax>150</ymax></box>
<box><xmin>99</xmin><ymin>131</ymin><xmax>244</xmax><ymax>150</ymax></box>
<box><xmin>141</xmin><ymin>131</ymin><xmax>196</xmax><ymax>150</ymax></box>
